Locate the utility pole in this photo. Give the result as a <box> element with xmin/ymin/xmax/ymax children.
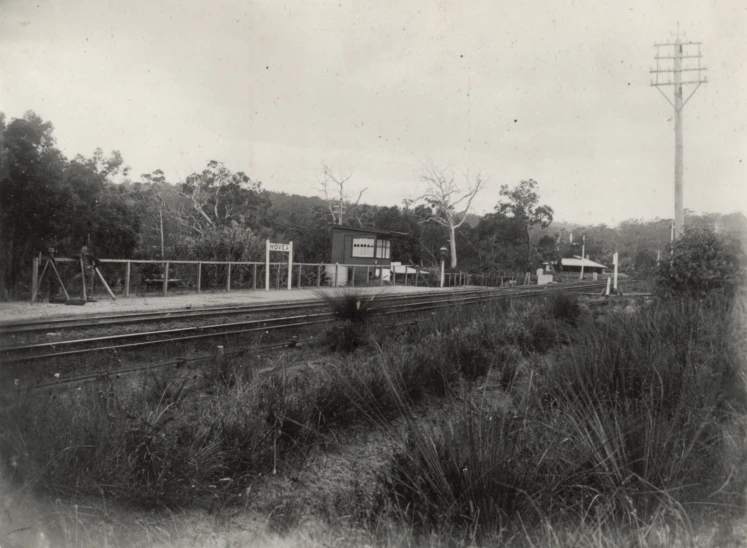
<box><xmin>650</xmin><ymin>23</ymin><xmax>707</xmax><ymax>239</ymax></box>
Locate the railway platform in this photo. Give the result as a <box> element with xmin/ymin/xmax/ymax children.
<box><xmin>0</xmin><ymin>285</ymin><xmax>448</xmax><ymax>325</ymax></box>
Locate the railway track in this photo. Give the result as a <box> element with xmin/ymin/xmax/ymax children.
<box><xmin>1</xmin><ymin>282</ymin><xmax>606</xmax><ymax>364</ymax></box>
<box><xmin>0</xmin><ymin>286</ymin><xmax>483</xmax><ymax>335</ymax></box>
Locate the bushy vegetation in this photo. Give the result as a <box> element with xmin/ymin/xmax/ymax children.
<box><xmin>2</xmin><ymin>290</ymin><xmax>745</xmax><ymax>545</ymax></box>
<box><xmin>656</xmin><ymin>226</ymin><xmax>745</xmax><ymax>297</ymax></box>
<box><xmin>317</xmin><ymin>288</ymin><xmax>381</xmax><ymax>351</ymax></box>
<box><xmin>5</xmin><ymin>112</ymin><xmax>747</xmax><ymax>300</ymax></box>
<box><xmin>549</xmin><ymin>291</ymin><xmax>581</xmax><ymax>325</ymax></box>
<box><xmin>0</xmin><ymin>297</ymin><xmax>554</xmax><ymax>506</ymax></box>
<box><xmin>377</xmin><ymin>293</ymin><xmax>747</xmax><ymax>540</ymax></box>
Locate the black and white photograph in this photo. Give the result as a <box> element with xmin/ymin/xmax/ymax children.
<box><xmin>1</xmin><ymin>0</ymin><xmax>746</xmax><ymax>546</ymax></box>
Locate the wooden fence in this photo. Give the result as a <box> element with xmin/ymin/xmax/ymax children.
<box><xmin>30</xmin><ymin>257</ymin><xmax>539</xmax><ymax>302</ymax></box>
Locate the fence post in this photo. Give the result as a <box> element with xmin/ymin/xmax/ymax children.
<box><xmin>366</xmin><ymin>266</ymin><xmax>370</xmax><ymax>285</ymax></box>
<box><xmin>124</xmin><ymin>261</ymin><xmax>131</xmax><ymax>296</ymax></box>
<box><xmin>415</xmin><ymin>269</ymin><xmax>419</xmax><ymax>286</ymax></box>
<box><xmin>163</xmin><ymin>261</ymin><xmax>169</xmax><ymax>296</ymax></box>
<box><xmin>391</xmin><ymin>265</ymin><xmax>395</xmax><ymax>286</ymax></box>
<box><xmin>351</xmin><ymin>266</ymin><xmax>356</xmax><ymax>287</ymax></box>
<box><xmin>287</xmin><ymin>241</ymin><xmax>293</xmax><ymax>291</ymax></box>
<box><xmin>380</xmin><ymin>267</ymin><xmax>384</xmax><ymax>286</ymax></box>
<box><xmin>30</xmin><ymin>257</ymin><xmax>39</xmax><ymax>303</ymax></box>
<box><xmin>335</xmin><ymin>263</ymin><xmax>339</xmax><ymax>287</ymax></box>
<box><xmin>276</xmin><ymin>263</ymin><xmax>280</xmax><ymax>290</ymax></box>
<box><xmin>226</xmin><ymin>262</ymin><xmax>232</xmax><ymax>291</ymax></box>
<box><xmin>404</xmin><ymin>268</ymin><xmax>408</xmax><ymax>286</ymax></box>
<box><xmin>253</xmin><ymin>264</ymin><xmax>257</xmax><ymax>291</ymax></box>
<box><xmin>317</xmin><ymin>264</ymin><xmax>321</xmax><ymax>288</ymax></box>
<box><xmin>297</xmin><ymin>264</ymin><xmax>302</xmax><ymax>288</ymax></box>
<box><xmin>265</xmin><ymin>239</ymin><xmax>270</xmax><ymax>291</ymax></box>
<box><xmin>197</xmin><ymin>262</ymin><xmax>202</xmax><ymax>293</ymax></box>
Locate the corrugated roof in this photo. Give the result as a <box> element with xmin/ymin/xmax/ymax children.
<box><xmin>560</xmin><ymin>257</ymin><xmax>608</xmax><ymax>269</ymax></box>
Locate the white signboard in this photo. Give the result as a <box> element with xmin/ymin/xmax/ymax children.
<box><xmin>269</xmin><ymin>242</ymin><xmax>291</xmax><ymax>252</ymax></box>
<box><xmin>266</xmin><ymin>240</ymin><xmax>293</xmax><ymax>291</ymax></box>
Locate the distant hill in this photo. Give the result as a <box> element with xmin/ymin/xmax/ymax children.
<box><xmin>464</xmin><ymin>213</ymin><xmax>481</xmax><ymax>228</ymax></box>
<box><xmin>266</xmin><ymin>191</ymin><xmax>327</xmax><ymax>216</ymax></box>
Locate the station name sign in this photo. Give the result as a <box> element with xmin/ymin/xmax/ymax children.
<box><xmin>268</xmin><ymin>242</ymin><xmax>291</xmax><ymax>252</ymax></box>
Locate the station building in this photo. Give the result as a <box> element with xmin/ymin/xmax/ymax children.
<box><xmin>329</xmin><ymin>225</ymin><xmax>407</xmax><ymax>285</ymax></box>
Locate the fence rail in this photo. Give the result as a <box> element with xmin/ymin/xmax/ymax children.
<box><xmin>30</xmin><ymin>257</ymin><xmax>572</xmax><ymax>302</ymax></box>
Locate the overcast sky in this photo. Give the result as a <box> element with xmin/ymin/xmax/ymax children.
<box><xmin>1</xmin><ymin>0</ymin><xmax>745</xmax><ymax>225</ymax></box>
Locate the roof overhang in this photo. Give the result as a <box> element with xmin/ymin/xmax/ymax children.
<box><xmin>560</xmin><ymin>257</ymin><xmax>608</xmax><ymax>269</ymax></box>
<box><xmin>331</xmin><ymin>225</ymin><xmax>408</xmax><ymax>237</ymax></box>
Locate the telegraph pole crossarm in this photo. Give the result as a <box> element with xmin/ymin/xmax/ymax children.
<box><xmin>649</xmin><ymin>24</ymin><xmax>707</xmax><ymax>240</ymax></box>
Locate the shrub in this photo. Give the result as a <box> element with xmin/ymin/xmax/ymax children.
<box><xmin>380</xmin><ymin>398</ymin><xmax>567</xmax><ymax>537</ymax></box>
<box><xmin>324</xmin><ymin>320</ymin><xmax>368</xmax><ymax>352</ymax></box>
<box><xmin>375</xmin><ymin>293</ymin><xmax>747</xmax><ymax>539</ymax></box>
<box><xmin>538</xmin><ymin>295</ymin><xmax>746</xmax><ymax>515</ymax></box>
<box><xmin>317</xmin><ymin>288</ymin><xmax>382</xmax><ymax>352</ymax></box>
<box><xmin>655</xmin><ymin>226</ymin><xmax>745</xmax><ymax>297</ymax></box>
<box><xmin>549</xmin><ymin>292</ymin><xmax>581</xmax><ymax>326</ymax></box>
<box><xmin>315</xmin><ymin>287</ymin><xmax>380</xmax><ymax>323</ymax></box>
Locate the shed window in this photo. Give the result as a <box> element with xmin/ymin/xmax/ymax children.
<box><xmin>352</xmin><ymin>237</ymin><xmax>375</xmax><ymax>258</ymax></box>
<box><xmin>376</xmin><ymin>239</ymin><xmax>391</xmax><ymax>259</ymax></box>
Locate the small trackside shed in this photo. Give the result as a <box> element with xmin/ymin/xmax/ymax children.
<box><xmin>330</xmin><ymin>225</ymin><xmax>407</xmax><ymax>284</ymax></box>
<box><xmin>330</xmin><ymin>225</ymin><xmax>407</xmax><ymax>265</ymax></box>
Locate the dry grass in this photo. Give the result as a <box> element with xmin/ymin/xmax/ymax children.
<box><xmin>1</xmin><ymin>290</ymin><xmax>745</xmax><ymax>546</ymax></box>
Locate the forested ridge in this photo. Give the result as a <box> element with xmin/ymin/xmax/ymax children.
<box><xmin>1</xmin><ymin>110</ymin><xmax>745</xmax><ymax>299</ymax></box>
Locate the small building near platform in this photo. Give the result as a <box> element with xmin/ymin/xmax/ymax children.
<box><xmin>544</xmin><ymin>255</ymin><xmax>608</xmax><ymax>281</ymax></box>
<box><xmin>328</xmin><ymin>225</ymin><xmax>407</xmax><ymax>285</ymax></box>
<box><xmin>558</xmin><ymin>256</ymin><xmax>608</xmax><ymax>275</ymax></box>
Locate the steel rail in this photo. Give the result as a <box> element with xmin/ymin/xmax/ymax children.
<box><xmin>0</xmin><ymin>282</ymin><xmax>605</xmax><ymax>363</ymax></box>
<box><xmin>2</xmin><ymin>290</ymin><xmax>503</xmax><ymax>354</ymax></box>
<box><xmin>1</xmin><ymin>281</ymin><xmax>605</xmax><ymax>335</ymax></box>
<box><xmin>11</xmin><ymin>311</ymin><xmax>440</xmax><ymax>394</ymax></box>
<box><xmin>3</xmin><ymin>337</ymin><xmax>321</xmax><ymax>397</ymax></box>
<box><xmin>0</xmin><ymin>287</ymin><xmax>491</xmax><ymax>334</ymax></box>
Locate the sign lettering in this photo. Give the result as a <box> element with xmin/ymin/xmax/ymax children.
<box><xmin>269</xmin><ymin>243</ymin><xmax>291</xmax><ymax>252</ymax></box>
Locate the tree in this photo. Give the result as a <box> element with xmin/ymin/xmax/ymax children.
<box><xmin>473</xmin><ymin>211</ymin><xmax>526</xmax><ymax>270</ymax></box>
<box><xmin>417</xmin><ymin>163</ymin><xmax>485</xmax><ymax>268</ymax></box>
<box><xmin>0</xmin><ymin>111</ymin><xmax>71</xmax><ymax>295</ymax></box>
<box><xmin>64</xmin><ymin>149</ymin><xmax>138</xmax><ymax>257</ymax></box>
<box><xmin>537</xmin><ymin>234</ymin><xmax>559</xmax><ymax>265</ymax></box>
<box><xmin>656</xmin><ymin>226</ymin><xmax>744</xmax><ymax>297</ymax></box>
<box><xmin>137</xmin><ymin>170</ymin><xmax>168</xmax><ymax>258</ymax></box>
<box><xmin>411</xmin><ymin>204</ymin><xmax>449</xmax><ymax>266</ymax></box>
<box><xmin>179</xmin><ymin>160</ymin><xmax>270</xmax><ymax>234</ymax></box>
<box><xmin>318</xmin><ymin>164</ymin><xmax>366</xmax><ymax>225</ymax></box>
<box><xmin>496</xmin><ymin>179</ymin><xmax>554</xmax><ymax>272</ymax></box>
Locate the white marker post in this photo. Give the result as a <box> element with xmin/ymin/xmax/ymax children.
<box><xmin>613</xmin><ymin>251</ymin><xmax>619</xmax><ymax>293</ymax></box>
<box><xmin>265</xmin><ymin>240</ymin><xmax>293</xmax><ymax>291</ymax></box>
<box><xmin>287</xmin><ymin>241</ymin><xmax>293</xmax><ymax>290</ymax></box>
<box><xmin>579</xmin><ymin>234</ymin><xmax>586</xmax><ymax>281</ymax></box>
<box><xmin>439</xmin><ymin>246</ymin><xmax>448</xmax><ymax>288</ymax></box>
<box><xmin>265</xmin><ymin>239</ymin><xmax>270</xmax><ymax>291</ymax></box>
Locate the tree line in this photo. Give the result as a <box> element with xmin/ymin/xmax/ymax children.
<box><xmin>1</xmin><ymin>110</ymin><xmax>745</xmax><ymax>299</ymax></box>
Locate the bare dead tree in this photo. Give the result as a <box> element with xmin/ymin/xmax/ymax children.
<box><xmin>418</xmin><ymin>163</ymin><xmax>485</xmax><ymax>268</ymax></box>
<box><xmin>318</xmin><ymin>164</ymin><xmax>366</xmax><ymax>225</ymax></box>
<box><xmin>179</xmin><ymin>174</ymin><xmax>217</xmax><ymax>229</ymax></box>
